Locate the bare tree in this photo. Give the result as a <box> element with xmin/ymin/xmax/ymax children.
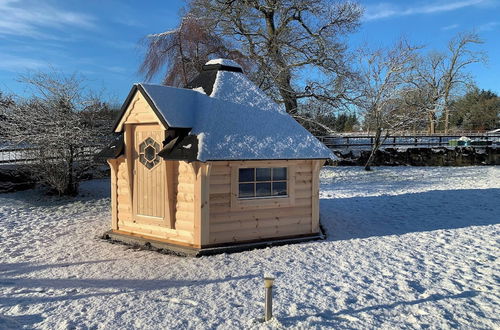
<box><xmin>139</xmin><ymin>14</ymin><xmax>249</xmax><ymax>87</ymax></box>
<box><xmin>396</xmin><ymin>86</ymin><xmax>433</xmax><ymax>132</ymax></box>
<box><xmin>179</xmin><ymin>0</ymin><xmax>363</xmax><ymax>114</ymax></box>
<box><xmin>0</xmin><ymin>91</ymin><xmax>15</xmax><ymax>128</ymax></box>
<box><xmin>0</xmin><ymin>91</ymin><xmax>14</xmax><ymax>110</ymax></box>
<box><xmin>412</xmin><ymin>32</ymin><xmax>485</xmax><ymax>133</ymax></box>
<box><xmin>0</xmin><ymin>72</ymin><xmax>111</xmax><ymax>195</ymax></box>
<box><xmin>294</xmin><ymin>100</ymin><xmax>339</xmax><ymax>135</ymax></box>
<box><xmin>356</xmin><ymin>40</ymin><xmax>421</xmax><ymax>170</ymax></box>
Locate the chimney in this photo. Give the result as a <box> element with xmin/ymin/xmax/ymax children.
<box><xmin>185</xmin><ymin>59</ymin><xmax>243</xmax><ymax>96</ymax></box>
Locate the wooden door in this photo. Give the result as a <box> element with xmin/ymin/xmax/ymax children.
<box><xmin>132</xmin><ymin>124</ymin><xmax>166</xmax><ymax>225</ymax></box>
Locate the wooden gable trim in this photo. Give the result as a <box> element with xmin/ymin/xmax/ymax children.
<box><xmin>113</xmin><ymin>85</ymin><xmax>169</xmax><ymax>133</ymax></box>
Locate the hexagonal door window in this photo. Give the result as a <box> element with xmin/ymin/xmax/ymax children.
<box><xmin>138</xmin><ymin>137</ymin><xmax>161</xmax><ymax>169</ymax></box>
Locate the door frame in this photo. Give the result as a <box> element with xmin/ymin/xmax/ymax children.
<box><xmin>131</xmin><ymin>124</ymin><xmax>167</xmax><ymax>225</ymax></box>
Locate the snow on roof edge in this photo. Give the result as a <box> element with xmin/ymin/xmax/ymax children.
<box><xmin>205</xmin><ymin>58</ymin><xmax>242</xmax><ymax>69</ymax></box>
<box><xmin>138</xmin><ymin>83</ymin><xmax>200</xmax><ymax>128</ymax></box>
<box><xmin>134</xmin><ymin>83</ymin><xmax>336</xmax><ymax>162</ymax></box>
<box><xmin>191</xmin><ymin>95</ymin><xmax>336</xmax><ymax>162</ymax></box>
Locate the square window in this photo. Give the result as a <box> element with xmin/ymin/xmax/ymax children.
<box><xmin>256</xmin><ymin>182</ymin><xmax>271</xmax><ymax>197</ymax></box>
<box><xmin>237</xmin><ymin>167</ymin><xmax>289</xmax><ymax>199</ymax></box>
<box><xmin>239</xmin><ymin>183</ymin><xmax>254</xmax><ymax>197</ymax></box>
<box><xmin>239</xmin><ymin>168</ymin><xmax>254</xmax><ymax>182</ymax></box>
<box><xmin>272</xmin><ymin>182</ymin><xmax>287</xmax><ymax>196</ymax></box>
<box><xmin>272</xmin><ymin>168</ymin><xmax>287</xmax><ymax>181</ymax></box>
<box><xmin>256</xmin><ymin>168</ymin><xmax>271</xmax><ymax>181</ymax></box>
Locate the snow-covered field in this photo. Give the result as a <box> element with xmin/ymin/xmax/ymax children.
<box><xmin>0</xmin><ymin>166</ymin><xmax>499</xmax><ymax>329</ymax></box>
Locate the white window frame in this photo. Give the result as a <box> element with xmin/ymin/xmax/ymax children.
<box><xmin>230</xmin><ymin>161</ymin><xmax>296</xmax><ymax>211</ymax></box>
<box><xmin>238</xmin><ymin>167</ymin><xmax>288</xmax><ymax>199</ymax></box>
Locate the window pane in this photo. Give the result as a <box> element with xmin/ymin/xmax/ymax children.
<box><xmin>239</xmin><ymin>168</ymin><xmax>254</xmax><ymax>182</ymax></box>
<box><xmin>239</xmin><ymin>183</ymin><xmax>254</xmax><ymax>197</ymax></box>
<box><xmin>256</xmin><ymin>182</ymin><xmax>271</xmax><ymax>197</ymax></box>
<box><xmin>145</xmin><ymin>145</ymin><xmax>156</xmax><ymax>161</ymax></box>
<box><xmin>272</xmin><ymin>167</ymin><xmax>287</xmax><ymax>180</ymax></box>
<box><xmin>272</xmin><ymin>182</ymin><xmax>287</xmax><ymax>196</ymax></box>
<box><xmin>256</xmin><ymin>168</ymin><xmax>271</xmax><ymax>181</ymax></box>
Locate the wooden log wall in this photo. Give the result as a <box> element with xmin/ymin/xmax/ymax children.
<box><xmin>112</xmin><ymin>155</ymin><xmax>197</xmax><ymax>247</ymax></box>
<box><xmin>116</xmin><ymin>157</ymin><xmax>132</xmax><ymax>223</ymax></box>
<box><xmin>109</xmin><ymin>90</ymin><xmax>200</xmax><ymax>246</ymax></box>
<box><xmin>207</xmin><ymin>160</ymin><xmax>320</xmax><ymax>245</ymax></box>
<box><xmin>174</xmin><ymin>161</ymin><xmax>196</xmax><ymax>232</ymax></box>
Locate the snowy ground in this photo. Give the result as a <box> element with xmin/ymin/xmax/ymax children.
<box><xmin>0</xmin><ymin>166</ymin><xmax>499</xmax><ymax>329</ymax></box>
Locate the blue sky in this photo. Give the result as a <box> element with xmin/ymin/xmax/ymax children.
<box><xmin>0</xmin><ymin>0</ymin><xmax>499</xmax><ymax>104</ymax></box>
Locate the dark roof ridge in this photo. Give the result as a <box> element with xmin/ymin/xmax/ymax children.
<box><xmin>201</xmin><ymin>63</ymin><xmax>243</xmax><ymax>73</ymax></box>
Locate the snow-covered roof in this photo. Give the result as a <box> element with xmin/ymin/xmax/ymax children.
<box><xmin>210</xmin><ymin>70</ymin><xmax>285</xmax><ymax>113</ymax></box>
<box><xmin>205</xmin><ymin>58</ymin><xmax>242</xmax><ymax>69</ymax></box>
<box><xmin>139</xmin><ymin>84</ymin><xmax>198</xmax><ymax>128</ymax></box>
<box><xmin>116</xmin><ymin>59</ymin><xmax>334</xmax><ymax>161</ymax></box>
<box><xmin>191</xmin><ymin>95</ymin><xmax>333</xmax><ymax>161</ymax></box>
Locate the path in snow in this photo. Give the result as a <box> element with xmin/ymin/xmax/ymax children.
<box><xmin>0</xmin><ymin>166</ymin><xmax>499</xmax><ymax>329</ymax></box>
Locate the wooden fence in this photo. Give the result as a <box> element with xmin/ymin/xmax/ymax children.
<box><xmin>0</xmin><ymin>146</ymin><xmax>100</xmax><ymax>165</ymax></box>
<box><xmin>317</xmin><ymin>133</ymin><xmax>500</xmax><ymax>149</ymax></box>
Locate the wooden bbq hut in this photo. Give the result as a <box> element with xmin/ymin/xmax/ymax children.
<box><xmin>101</xmin><ymin>59</ymin><xmax>334</xmax><ymax>256</ymax></box>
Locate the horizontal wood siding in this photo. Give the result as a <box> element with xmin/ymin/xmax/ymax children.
<box><xmin>207</xmin><ymin>160</ymin><xmax>315</xmax><ymax>245</ymax></box>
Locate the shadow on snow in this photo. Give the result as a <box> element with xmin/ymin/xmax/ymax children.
<box><xmin>320</xmin><ymin>188</ymin><xmax>500</xmax><ymax>240</ymax></box>
<box><xmin>0</xmin><ymin>259</ymin><xmax>256</xmax><ymax>309</ymax></box>
<box><xmin>279</xmin><ymin>290</ymin><xmax>479</xmax><ymax>328</ymax></box>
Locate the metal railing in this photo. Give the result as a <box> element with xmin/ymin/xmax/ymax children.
<box><xmin>317</xmin><ymin>133</ymin><xmax>500</xmax><ymax>149</ymax></box>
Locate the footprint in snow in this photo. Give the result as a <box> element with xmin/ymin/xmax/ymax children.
<box><xmin>169</xmin><ymin>298</ymin><xmax>198</xmax><ymax>306</ymax></box>
<box><xmin>407</xmin><ymin>280</ymin><xmax>426</xmax><ymax>294</ymax></box>
<box><xmin>345</xmin><ymin>297</ymin><xmax>358</xmax><ymax>305</ymax></box>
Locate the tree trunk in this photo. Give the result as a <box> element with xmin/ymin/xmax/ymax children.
<box><xmin>364</xmin><ymin>127</ymin><xmax>384</xmax><ymax>171</ymax></box>
<box><xmin>277</xmin><ymin>76</ymin><xmax>298</xmax><ymax>113</ymax></box>
<box><xmin>428</xmin><ymin>111</ymin><xmax>436</xmax><ymax>134</ymax></box>
<box><xmin>65</xmin><ymin>144</ymin><xmax>77</xmax><ymax>196</ymax></box>
<box><xmin>263</xmin><ymin>10</ymin><xmax>298</xmax><ymax>114</ymax></box>
<box><xmin>444</xmin><ymin>107</ymin><xmax>450</xmax><ymax>134</ymax></box>
<box><xmin>443</xmin><ymin>89</ymin><xmax>452</xmax><ymax>134</ymax></box>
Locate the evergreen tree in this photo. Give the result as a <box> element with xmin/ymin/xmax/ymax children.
<box><xmin>448</xmin><ymin>88</ymin><xmax>500</xmax><ymax>131</ymax></box>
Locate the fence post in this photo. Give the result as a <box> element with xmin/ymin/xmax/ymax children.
<box><xmin>264</xmin><ymin>277</ymin><xmax>275</xmax><ymax>322</ymax></box>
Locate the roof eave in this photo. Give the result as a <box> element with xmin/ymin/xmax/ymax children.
<box><xmin>112</xmin><ymin>84</ymin><xmax>173</xmax><ymax>133</ymax></box>
<box><xmin>201</xmin><ymin>157</ymin><xmax>331</xmax><ymax>162</ymax></box>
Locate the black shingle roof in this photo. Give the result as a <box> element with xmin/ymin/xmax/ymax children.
<box><xmin>184</xmin><ymin>63</ymin><xmax>243</xmax><ymax>96</ymax></box>
<box><xmin>95</xmin><ymin>134</ymin><xmax>124</xmax><ymax>160</ymax></box>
